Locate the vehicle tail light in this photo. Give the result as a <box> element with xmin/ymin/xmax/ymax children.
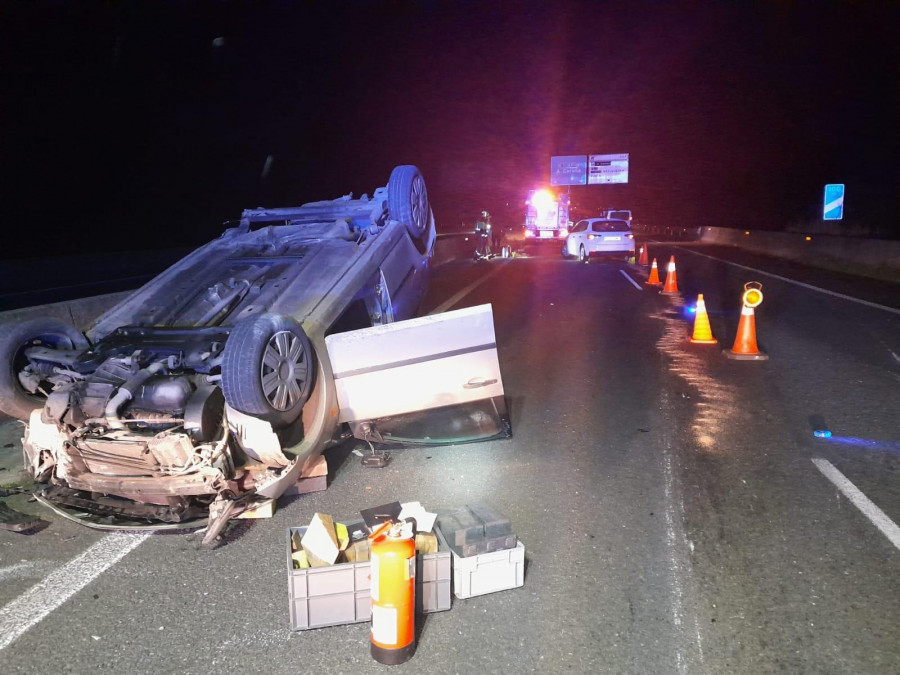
<box><xmin>525</xmin><ymin>229</ymin><xmax>535</xmax><ymax>238</ymax></box>
<box><xmin>559</xmin><ymin>228</ymin><xmax>568</xmax><ymax>238</ymax></box>
<box><xmin>587</xmin><ymin>234</ymin><xmax>596</xmax><ymax>240</ymax></box>
<box><xmin>626</xmin><ymin>234</ymin><xmax>634</xmax><ymax>239</ymax></box>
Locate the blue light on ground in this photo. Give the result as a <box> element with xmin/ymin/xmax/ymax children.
<box><xmin>819</xmin><ymin>435</ymin><xmax>900</xmax><ymax>455</ymax></box>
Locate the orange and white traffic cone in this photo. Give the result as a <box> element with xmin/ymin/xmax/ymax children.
<box><xmin>638</xmin><ymin>245</ymin><xmax>649</xmax><ymax>266</ymax></box>
<box><xmin>660</xmin><ymin>256</ymin><xmax>680</xmax><ymax>295</ymax></box>
<box><xmin>689</xmin><ymin>294</ymin><xmax>717</xmax><ymax>344</ymax></box>
<box><xmin>645</xmin><ymin>258</ymin><xmax>662</xmax><ymax>286</ymax></box>
<box><xmin>724</xmin><ymin>282</ymin><xmax>768</xmax><ymax>360</ymax></box>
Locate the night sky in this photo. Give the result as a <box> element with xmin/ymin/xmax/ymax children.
<box><xmin>2</xmin><ymin>1</ymin><xmax>898</xmax><ymax>260</ymax></box>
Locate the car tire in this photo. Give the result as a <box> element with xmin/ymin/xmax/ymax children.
<box><xmin>221</xmin><ymin>313</ymin><xmax>315</xmax><ymax>428</ymax></box>
<box><xmin>387</xmin><ymin>165</ymin><xmax>429</xmax><ymax>239</ymax></box>
<box><xmin>0</xmin><ymin>318</ymin><xmax>89</xmax><ymax>420</ymax></box>
<box><xmin>579</xmin><ymin>245</ymin><xmax>589</xmax><ymax>264</ymax></box>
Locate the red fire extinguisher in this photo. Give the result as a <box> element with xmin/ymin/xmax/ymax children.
<box><xmin>369</xmin><ymin>520</ymin><xmax>416</xmax><ymax>665</ymax></box>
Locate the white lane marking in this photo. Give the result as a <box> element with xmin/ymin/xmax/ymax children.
<box><xmin>0</xmin><ymin>533</ymin><xmax>150</xmax><ymax>650</ymax></box>
<box><xmin>661</xmin><ymin>409</ymin><xmax>704</xmax><ymax>671</ymax></box>
<box><xmin>889</xmin><ymin>349</ymin><xmax>900</xmax><ymax>365</ymax></box>
<box><xmin>619</xmin><ymin>269</ymin><xmax>644</xmax><ymax>291</ymax></box>
<box><xmin>812</xmin><ymin>458</ymin><xmax>900</xmax><ymax>551</ymax></box>
<box><xmin>428</xmin><ymin>260</ymin><xmax>510</xmax><ymax>315</ymax></box>
<box><xmin>663</xmin><ymin>450</ymin><xmax>686</xmax><ymax>673</ymax></box>
<box><xmin>675</xmin><ymin>247</ymin><xmax>900</xmax><ymax>316</ymax></box>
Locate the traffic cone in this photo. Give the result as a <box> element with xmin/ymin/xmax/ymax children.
<box><xmin>638</xmin><ymin>245</ymin><xmax>649</xmax><ymax>266</ymax></box>
<box><xmin>645</xmin><ymin>258</ymin><xmax>662</xmax><ymax>286</ymax></box>
<box><xmin>724</xmin><ymin>305</ymin><xmax>768</xmax><ymax>360</ymax></box>
<box><xmin>660</xmin><ymin>256</ymin><xmax>680</xmax><ymax>295</ymax></box>
<box><xmin>689</xmin><ymin>294</ymin><xmax>717</xmax><ymax>344</ymax></box>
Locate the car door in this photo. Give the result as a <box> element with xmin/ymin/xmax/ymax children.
<box><xmin>572</xmin><ymin>220</ymin><xmax>588</xmax><ymax>244</ymax></box>
<box><xmin>568</xmin><ymin>220</ymin><xmax>588</xmax><ymax>254</ymax></box>
<box><xmin>324</xmin><ymin>303</ymin><xmax>509</xmax><ymax>444</ymax></box>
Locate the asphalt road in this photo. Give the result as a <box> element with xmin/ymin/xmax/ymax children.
<box><xmin>2</xmin><ymin>242</ymin><xmax>900</xmax><ymax>673</ymax></box>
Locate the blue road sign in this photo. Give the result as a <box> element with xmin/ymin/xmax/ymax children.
<box><xmin>550</xmin><ymin>156</ymin><xmax>587</xmax><ymax>186</ymax></box>
<box><xmin>823</xmin><ymin>184</ymin><xmax>844</xmax><ymax>220</ymax></box>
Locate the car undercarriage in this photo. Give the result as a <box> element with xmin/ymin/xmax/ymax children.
<box><xmin>3</xmin><ymin>166</ymin><xmax>438</xmax><ymax>541</ymax></box>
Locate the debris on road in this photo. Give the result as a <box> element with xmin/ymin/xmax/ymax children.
<box><xmin>287</xmin><ymin>502</ymin><xmax>522</xmax><ymax>636</ymax></box>
<box><xmin>0</xmin><ymin>489</ymin><xmax>43</xmax><ymax>532</ymax></box>
<box><xmin>436</xmin><ymin>503</ymin><xmax>517</xmax><ymax>557</ymax></box>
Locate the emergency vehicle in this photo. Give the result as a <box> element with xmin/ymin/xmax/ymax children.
<box><xmin>524</xmin><ymin>189</ymin><xmax>570</xmax><ymax>241</ymax></box>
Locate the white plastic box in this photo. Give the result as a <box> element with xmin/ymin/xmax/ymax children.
<box><xmin>449</xmin><ymin>538</ymin><xmax>525</xmax><ymax>599</ymax></box>
<box><xmin>287</xmin><ymin>525</ymin><xmax>451</xmax><ymax>631</ymax></box>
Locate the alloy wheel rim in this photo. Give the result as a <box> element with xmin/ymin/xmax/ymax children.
<box><xmin>410</xmin><ymin>175</ymin><xmax>427</xmax><ymax>232</ymax></box>
<box><xmin>260</xmin><ymin>330</ymin><xmax>309</xmax><ymax>411</ymax></box>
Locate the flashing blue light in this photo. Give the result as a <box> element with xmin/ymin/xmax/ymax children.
<box><xmin>813</xmin><ymin>430</ymin><xmax>832</xmax><ymax>438</ymax></box>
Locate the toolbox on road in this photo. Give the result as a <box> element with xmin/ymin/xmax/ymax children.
<box><xmin>448</xmin><ymin>537</ymin><xmax>525</xmax><ymax>599</ymax></box>
<box><xmin>434</xmin><ymin>503</ymin><xmax>525</xmax><ymax>599</ymax></box>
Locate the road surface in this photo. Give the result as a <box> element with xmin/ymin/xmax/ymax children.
<box><xmin>2</xmin><ymin>241</ymin><xmax>899</xmax><ymax>673</ymax></box>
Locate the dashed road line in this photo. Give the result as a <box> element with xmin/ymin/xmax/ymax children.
<box><xmin>0</xmin><ymin>533</ymin><xmax>150</xmax><ymax>650</ymax></box>
<box><xmin>619</xmin><ymin>269</ymin><xmax>644</xmax><ymax>291</ymax></box>
<box><xmin>428</xmin><ymin>260</ymin><xmax>511</xmax><ymax>315</ymax></box>
<box><xmin>812</xmin><ymin>458</ymin><xmax>900</xmax><ymax>551</ymax></box>
<box><xmin>674</xmin><ymin>246</ymin><xmax>900</xmax><ymax>315</ymax></box>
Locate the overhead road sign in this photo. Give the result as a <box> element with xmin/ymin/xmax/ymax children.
<box><xmin>550</xmin><ymin>156</ymin><xmax>587</xmax><ymax>186</ymax></box>
<box><xmin>823</xmin><ymin>184</ymin><xmax>844</xmax><ymax>220</ymax></box>
<box><xmin>588</xmin><ymin>153</ymin><xmax>629</xmax><ymax>184</ymax></box>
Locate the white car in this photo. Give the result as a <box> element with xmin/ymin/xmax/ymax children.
<box><xmin>563</xmin><ymin>218</ymin><xmax>635</xmax><ymax>263</ymax></box>
<box><xmin>1</xmin><ymin>166</ymin><xmax>509</xmax><ymax>540</ymax></box>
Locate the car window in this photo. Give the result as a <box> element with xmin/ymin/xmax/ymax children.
<box><xmin>359</xmin><ymin>396</ymin><xmax>510</xmax><ymax>445</ymax></box>
<box><xmin>571</xmin><ymin>220</ymin><xmax>588</xmax><ymax>233</ymax></box>
<box><xmin>591</xmin><ymin>220</ymin><xmax>630</xmax><ymax>232</ymax></box>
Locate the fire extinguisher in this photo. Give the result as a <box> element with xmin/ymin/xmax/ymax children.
<box><xmin>369</xmin><ymin>520</ymin><xmax>416</xmax><ymax>665</ymax></box>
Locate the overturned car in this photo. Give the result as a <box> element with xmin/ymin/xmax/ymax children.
<box><xmin>0</xmin><ymin>166</ymin><xmax>508</xmax><ymax>541</ymax></box>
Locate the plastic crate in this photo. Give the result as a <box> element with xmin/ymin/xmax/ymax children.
<box><xmin>287</xmin><ymin>525</ymin><xmax>451</xmax><ymax>631</ymax></box>
<box><xmin>448</xmin><ymin>536</ymin><xmax>525</xmax><ymax>599</ymax></box>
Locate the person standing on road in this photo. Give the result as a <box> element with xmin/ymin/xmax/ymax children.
<box><xmin>474</xmin><ymin>210</ymin><xmax>493</xmax><ymax>258</ymax></box>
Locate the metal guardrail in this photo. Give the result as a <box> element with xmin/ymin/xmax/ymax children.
<box><xmin>632</xmin><ymin>224</ymin><xmax>900</xmax><ymax>282</ymax></box>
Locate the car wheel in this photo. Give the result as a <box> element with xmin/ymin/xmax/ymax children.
<box><xmin>221</xmin><ymin>313</ymin><xmax>315</xmax><ymax>428</ymax></box>
<box><xmin>387</xmin><ymin>165</ymin><xmax>429</xmax><ymax>239</ymax></box>
<box><xmin>0</xmin><ymin>318</ymin><xmax>89</xmax><ymax>420</ymax></box>
<box><xmin>579</xmin><ymin>245</ymin><xmax>589</xmax><ymax>264</ymax></box>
